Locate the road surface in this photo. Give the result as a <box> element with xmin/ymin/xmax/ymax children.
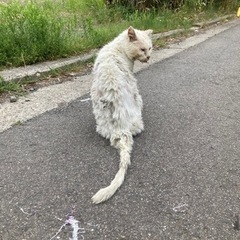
<box><xmin>0</xmin><ymin>20</ymin><xmax>240</xmax><ymax>240</ymax></box>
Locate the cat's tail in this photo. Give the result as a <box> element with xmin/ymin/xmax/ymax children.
<box><xmin>92</xmin><ymin>132</ymin><xmax>133</xmax><ymax>204</ymax></box>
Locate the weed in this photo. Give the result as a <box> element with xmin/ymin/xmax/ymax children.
<box><xmin>0</xmin><ymin>77</ymin><xmax>22</xmax><ymax>94</ymax></box>
<box><xmin>11</xmin><ymin>120</ymin><xmax>23</xmax><ymax>127</ymax></box>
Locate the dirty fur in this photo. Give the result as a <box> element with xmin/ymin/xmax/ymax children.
<box><xmin>91</xmin><ymin>26</ymin><xmax>153</xmax><ymax>204</ymax></box>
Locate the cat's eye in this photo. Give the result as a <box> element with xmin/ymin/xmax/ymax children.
<box><xmin>140</xmin><ymin>48</ymin><xmax>146</xmax><ymax>52</ymax></box>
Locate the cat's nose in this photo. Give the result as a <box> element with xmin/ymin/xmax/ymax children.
<box><xmin>146</xmin><ymin>56</ymin><xmax>150</xmax><ymax>61</ymax></box>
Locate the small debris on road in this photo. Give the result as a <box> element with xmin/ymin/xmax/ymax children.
<box><xmin>172</xmin><ymin>203</ymin><xmax>189</xmax><ymax>213</ymax></box>
<box><xmin>80</xmin><ymin>97</ymin><xmax>91</xmax><ymax>102</ymax></box>
<box><xmin>50</xmin><ymin>215</ymin><xmax>85</xmax><ymax>240</ymax></box>
<box><xmin>10</xmin><ymin>95</ymin><xmax>17</xmax><ymax>103</ymax></box>
<box><xmin>233</xmin><ymin>215</ymin><xmax>240</xmax><ymax>230</ymax></box>
<box><xmin>19</xmin><ymin>207</ymin><xmax>34</xmax><ymax>216</ymax></box>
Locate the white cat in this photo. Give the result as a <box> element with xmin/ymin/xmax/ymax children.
<box><xmin>90</xmin><ymin>26</ymin><xmax>153</xmax><ymax>204</ymax></box>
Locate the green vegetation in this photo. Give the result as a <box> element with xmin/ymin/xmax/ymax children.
<box><xmin>0</xmin><ymin>77</ymin><xmax>22</xmax><ymax>93</ymax></box>
<box><xmin>0</xmin><ymin>0</ymin><xmax>239</xmax><ymax>70</ymax></box>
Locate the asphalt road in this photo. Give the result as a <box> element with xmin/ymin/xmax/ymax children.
<box><xmin>1</xmin><ymin>22</ymin><xmax>240</xmax><ymax>240</ymax></box>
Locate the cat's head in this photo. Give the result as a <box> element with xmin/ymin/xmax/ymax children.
<box><xmin>126</xmin><ymin>26</ymin><xmax>153</xmax><ymax>63</ymax></box>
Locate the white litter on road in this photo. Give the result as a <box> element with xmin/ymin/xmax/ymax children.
<box><xmin>172</xmin><ymin>203</ymin><xmax>189</xmax><ymax>212</ymax></box>
<box><xmin>80</xmin><ymin>97</ymin><xmax>91</xmax><ymax>102</ymax></box>
<box><xmin>50</xmin><ymin>216</ymin><xmax>85</xmax><ymax>240</ymax></box>
<box><xmin>66</xmin><ymin>216</ymin><xmax>85</xmax><ymax>240</ymax></box>
<box><xmin>19</xmin><ymin>207</ymin><xmax>32</xmax><ymax>216</ymax></box>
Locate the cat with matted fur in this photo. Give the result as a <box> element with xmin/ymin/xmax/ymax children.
<box><xmin>91</xmin><ymin>26</ymin><xmax>153</xmax><ymax>204</ymax></box>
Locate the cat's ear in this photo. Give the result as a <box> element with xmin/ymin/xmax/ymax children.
<box><xmin>145</xmin><ymin>29</ymin><xmax>153</xmax><ymax>37</ymax></box>
<box><xmin>128</xmin><ymin>26</ymin><xmax>137</xmax><ymax>42</ymax></box>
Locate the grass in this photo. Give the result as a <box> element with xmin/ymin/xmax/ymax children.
<box><xmin>0</xmin><ymin>0</ymin><xmax>238</xmax><ymax>70</ymax></box>
<box><xmin>0</xmin><ymin>77</ymin><xmax>22</xmax><ymax>94</ymax></box>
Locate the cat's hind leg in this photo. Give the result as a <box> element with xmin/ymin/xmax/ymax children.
<box><xmin>130</xmin><ymin>119</ymin><xmax>144</xmax><ymax>136</ymax></box>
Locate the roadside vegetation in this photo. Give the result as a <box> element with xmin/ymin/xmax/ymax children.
<box><xmin>0</xmin><ymin>0</ymin><xmax>239</xmax><ymax>97</ymax></box>
<box><xmin>0</xmin><ymin>76</ymin><xmax>21</xmax><ymax>93</ymax></box>
<box><xmin>0</xmin><ymin>0</ymin><xmax>239</xmax><ymax>69</ymax></box>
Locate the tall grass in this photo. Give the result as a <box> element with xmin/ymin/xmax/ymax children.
<box><xmin>0</xmin><ymin>0</ymin><xmax>238</xmax><ymax>69</ymax></box>
<box><xmin>0</xmin><ymin>1</ymin><xmax>68</xmax><ymax>67</ymax></box>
